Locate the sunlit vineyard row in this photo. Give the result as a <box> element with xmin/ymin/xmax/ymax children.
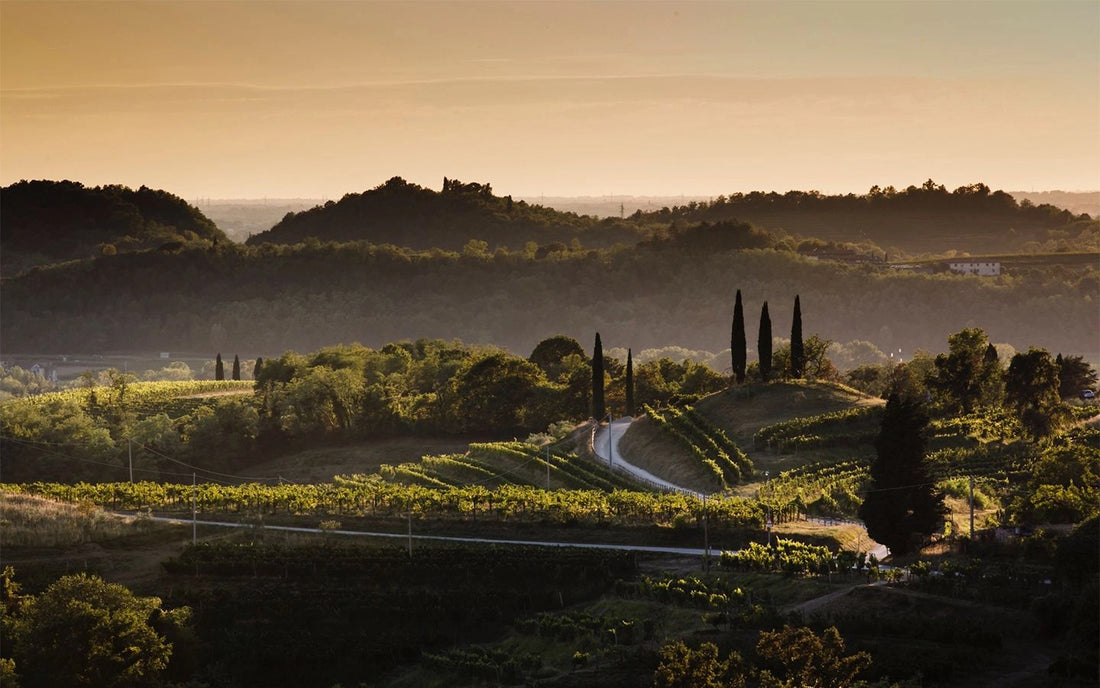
<box><xmin>2</xmin><ymin>480</ymin><xmax>766</xmax><ymax>529</ymax></box>
<box><xmin>0</xmin><ymin>379</ymin><xmax>252</xmax><ymax>414</ymax></box>
<box><xmin>753</xmin><ymin>405</ymin><xmax>882</xmax><ymax>451</ymax></box>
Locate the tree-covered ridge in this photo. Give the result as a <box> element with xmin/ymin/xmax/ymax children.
<box><xmin>3</xmin><ymin>237</ymin><xmax>1094</xmax><ymax>359</ymax></box>
<box><xmin>246</xmin><ymin>175</ymin><xmax>645</xmax><ymax>250</ymax></box>
<box><xmin>0</xmin><ymin>179</ymin><xmax>227</xmax><ymax>274</ymax></box>
<box><xmin>631</xmin><ymin>180</ymin><xmax>1096</xmax><ymax>255</ymax></box>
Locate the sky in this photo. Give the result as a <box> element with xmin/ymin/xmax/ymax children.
<box><xmin>2</xmin><ymin>0</ymin><xmax>1098</xmax><ymax>200</ymax></box>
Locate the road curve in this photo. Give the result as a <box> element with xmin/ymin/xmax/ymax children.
<box><xmin>591</xmin><ymin>417</ymin><xmax>891</xmax><ymax>561</ymax></box>
<box><xmin>593</xmin><ymin>417</ymin><xmax>702</xmax><ymax>496</ymax></box>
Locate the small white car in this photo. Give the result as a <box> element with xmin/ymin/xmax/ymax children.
<box><xmin>1083</xmin><ymin>389</ymin><xmax>1096</xmax><ymax>400</ymax></box>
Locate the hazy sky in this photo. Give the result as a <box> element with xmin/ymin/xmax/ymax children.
<box><xmin>2</xmin><ymin>0</ymin><xmax>1098</xmax><ymax>199</ymax></box>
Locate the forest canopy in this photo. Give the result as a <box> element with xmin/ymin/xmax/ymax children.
<box><xmin>0</xmin><ymin>180</ymin><xmax>226</xmax><ymax>275</ymax></box>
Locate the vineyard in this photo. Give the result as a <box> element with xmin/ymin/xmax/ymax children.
<box><xmin>0</xmin><ymin>379</ymin><xmax>253</xmax><ymax>420</ymax></box>
<box><xmin>367</xmin><ymin>441</ymin><xmax>648</xmax><ymax>492</ymax></box>
<box><xmin>155</xmin><ymin>539</ymin><xmax>637</xmax><ymax>688</ymax></box>
<box><xmin>756</xmin><ymin>458</ymin><xmax>871</xmax><ymax>520</ymax></box>
<box><xmin>753</xmin><ymin>405</ymin><xmax>882</xmax><ymax>452</ymax></box>
<box><xmin>644</xmin><ymin>403</ymin><xmax>754</xmax><ymax>490</ymax></box>
<box><xmin>2</xmin><ymin>480</ymin><xmax>767</xmax><ymax>530</ymax></box>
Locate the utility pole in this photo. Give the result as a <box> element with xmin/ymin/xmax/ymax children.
<box><xmin>702</xmin><ymin>493</ymin><xmax>710</xmax><ymax>571</ymax></box>
<box><xmin>607</xmin><ymin>413</ymin><xmax>614</xmax><ymax>468</ymax></box>
<box><xmin>969</xmin><ymin>475</ymin><xmax>975</xmax><ymax>537</ymax></box>
<box><xmin>191</xmin><ymin>472</ymin><xmax>197</xmax><ymax>545</ymax></box>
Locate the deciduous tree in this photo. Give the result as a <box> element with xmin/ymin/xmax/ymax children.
<box><xmin>1006</xmin><ymin>347</ymin><xmax>1064</xmax><ymax>439</ymax></box>
<box><xmin>930</xmin><ymin>328</ymin><xmax>1000</xmax><ymax>413</ymax></box>
<box><xmin>529</xmin><ymin>335</ymin><xmax>585</xmax><ymax>383</ymax></box>
<box><xmin>1056</xmin><ymin>354</ymin><xmax>1098</xmax><ymax>399</ymax></box>
<box><xmin>653</xmin><ymin>640</ymin><xmax>744</xmax><ymax>688</ymax></box>
<box><xmin>8</xmin><ymin>573</ymin><xmax>179</xmax><ymax>688</ymax></box>
<box><xmin>756</xmin><ymin>625</ymin><xmax>870</xmax><ymax>688</ymax></box>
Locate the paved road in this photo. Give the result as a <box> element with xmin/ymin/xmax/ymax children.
<box><xmin>593</xmin><ymin>417</ymin><xmax>701</xmax><ymax>496</ymax></box>
<box><xmin>591</xmin><ymin>417</ymin><xmax>890</xmax><ymax>561</ymax></box>
<box><xmin>136</xmin><ymin>513</ymin><xmax>721</xmax><ymax>557</ymax></box>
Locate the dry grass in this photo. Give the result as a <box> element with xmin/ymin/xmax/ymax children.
<box><xmin>245</xmin><ymin>437</ymin><xmax>475</xmax><ymax>482</ymax></box>
<box><xmin>0</xmin><ymin>492</ymin><xmax>153</xmax><ymax>547</ymax></box>
<box><xmin>696</xmin><ymin>381</ymin><xmax>879</xmax><ymax>445</ymax></box>
<box><xmin>771</xmin><ymin>519</ymin><xmax>876</xmax><ymax>552</ymax></box>
<box><xmin>617</xmin><ymin>416</ymin><xmax>719</xmax><ymax>493</ymax></box>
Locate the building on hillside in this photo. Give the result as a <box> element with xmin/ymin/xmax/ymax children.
<box><xmin>947</xmin><ymin>261</ymin><xmax>1001</xmax><ymax>276</ymax></box>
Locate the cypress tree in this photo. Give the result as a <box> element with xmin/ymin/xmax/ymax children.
<box><xmin>857</xmin><ymin>394</ymin><xmax>946</xmax><ymax>556</ymax></box>
<box><xmin>731</xmin><ymin>289</ymin><xmax>746</xmax><ymax>384</ymax></box>
<box><xmin>758</xmin><ymin>302</ymin><xmax>772</xmax><ymax>381</ymax></box>
<box><xmin>592</xmin><ymin>332</ymin><xmax>605</xmax><ymax>419</ymax></box>
<box><xmin>254</xmin><ymin>357</ymin><xmax>264</xmax><ymax>380</ymax></box>
<box><xmin>232</xmin><ymin>354</ymin><xmax>241</xmax><ymax>381</ymax></box>
<box><xmin>215</xmin><ymin>353</ymin><xmax>224</xmax><ymax>381</ymax></box>
<box><xmin>626</xmin><ymin>348</ymin><xmax>635</xmax><ymax>417</ymax></box>
<box><xmin>790</xmin><ymin>294</ymin><xmax>804</xmax><ymax>378</ymax></box>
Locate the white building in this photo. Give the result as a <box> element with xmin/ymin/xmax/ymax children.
<box><xmin>948</xmin><ymin>261</ymin><xmax>1001</xmax><ymax>276</ymax></box>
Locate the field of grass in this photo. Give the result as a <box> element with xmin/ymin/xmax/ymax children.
<box><xmin>0</xmin><ymin>492</ymin><xmax>154</xmax><ymax>547</ymax></box>
<box><xmin>245</xmin><ymin>436</ymin><xmax>476</xmax><ymax>482</ymax></box>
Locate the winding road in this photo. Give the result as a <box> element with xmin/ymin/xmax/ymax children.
<box><xmin>593</xmin><ymin>417</ymin><xmax>701</xmax><ymax>496</ymax></box>
<box><xmin>591</xmin><ymin>416</ymin><xmax>889</xmax><ymax>561</ymax></box>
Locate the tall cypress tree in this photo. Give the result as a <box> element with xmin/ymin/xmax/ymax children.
<box><xmin>731</xmin><ymin>289</ymin><xmax>746</xmax><ymax>384</ymax></box>
<box><xmin>592</xmin><ymin>332</ymin><xmax>605</xmax><ymax>419</ymax></box>
<box><xmin>232</xmin><ymin>354</ymin><xmax>241</xmax><ymax>381</ymax></box>
<box><xmin>626</xmin><ymin>348</ymin><xmax>635</xmax><ymax>417</ymax></box>
<box><xmin>790</xmin><ymin>294</ymin><xmax>804</xmax><ymax>378</ymax></box>
<box><xmin>254</xmin><ymin>357</ymin><xmax>264</xmax><ymax>380</ymax></box>
<box><xmin>758</xmin><ymin>302</ymin><xmax>772</xmax><ymax>382</ymax></box>
<box><xmin>215</xmin><ymin>353</ymin><xmax>224</xmax><ymax>381</ymax></box>
<box><xmin>858</xmin><ymin>394</ymin><xmax>945</xmax><ymax>556</ymax></box>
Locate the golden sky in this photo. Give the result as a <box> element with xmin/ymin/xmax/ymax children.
<box><xmin>2</xmin><ymin>0</ymin><xmax>1098</xmax><ymax>199</ymax></box>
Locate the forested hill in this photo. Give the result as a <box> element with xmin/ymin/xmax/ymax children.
<box><xmin>0</xmin><ymin>180</ymin><xmax>227</xmax><ymax>275</ymax></box>
<box><xmin>246</xmin><ymin>176</ymin><xmax>645</xmax><ymax>251</ymax></box>
<box><xmin>632</xmin><ymin>181</ymin><xmax>1092</xmax><ymax>256</ymax></box>
<box><xmin>2</xmin><ymin>239</ymin><xmax>1095</xmax><ymax>361</ymax></box>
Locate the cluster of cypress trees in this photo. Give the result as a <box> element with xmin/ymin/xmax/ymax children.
<box><xmin>214</xmin><ymin>353</ymin><xmax>243</xmax><ymax>381</ymax></box>
<box><xmin>730</xmin><ymin>291</ymin><xmax>803</xmax><ymax>384</ymax></box>
<box><xmin>590</xmin><ymin>292</ymin><xmax>805</xmax><ymax>421</ymax></box>
<box><xmin>590</xmin><ymin>333</ymin><xmax>636</xmax><ymax>420</ymax></box>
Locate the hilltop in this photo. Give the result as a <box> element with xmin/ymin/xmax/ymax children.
<box><xmin>618</xmin><ymin>381</ymin><xmax>881</xmax><ymax>493</ymax></box>
<box><xmin>0</xmin><ymin>180</ymin><xmax>227</xmax><ymax>275</ymax></box>
<box><xmin>630</xmin><ymin>181</ymin><xmax>1094</xmax><ymax>256</ymax></box>
<box><xmin>245</xmin><ymin>176</ymin><xmax>644</xmax><ymax>251</ymax></box>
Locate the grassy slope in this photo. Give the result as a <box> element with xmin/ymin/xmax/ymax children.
<box><xmin>244</xmin><ymin>437</ymin><xmax>478</xmax><ymax>482</ymax></box>
<box><xmin>618</xmin><ymin>381</ymin><xmax>882</xmax><ymax>495</ymax></box>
